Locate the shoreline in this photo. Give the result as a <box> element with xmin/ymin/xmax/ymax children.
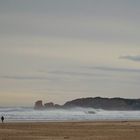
<box><xmin>2</xmin><ymin>120</ymin><xmax>140</xmax><ymax>124</ymax></box>
<box><xmin>3</xmin><ymin>118</ymin><xmax>140</xmax><ymax>123</ymax></box>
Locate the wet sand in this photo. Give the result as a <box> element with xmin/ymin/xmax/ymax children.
<box><xmin>0</xmin><ymin>121</ymin><xmax>140</xmax><ymax>140</ymax></box>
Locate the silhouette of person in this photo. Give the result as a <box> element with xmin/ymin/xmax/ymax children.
<box><xmin>1</xmin><ymin>116</ymin><xmax>4</xmax><ymax>123</ymax></box>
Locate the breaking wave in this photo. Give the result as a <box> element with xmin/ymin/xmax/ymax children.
<box><xmin>0</xmin><ymin>107</ymin><xmax>140</xmax><ymax>122</ymax></box>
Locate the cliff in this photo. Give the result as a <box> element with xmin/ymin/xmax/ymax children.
<box><xmin>34</xmin><ymin>97</ymin><xmax>140</xmax><ymax>110</ymax></box>
<box><xmin>63</xmin><ymin>97</ymin><xmax>140</xmax><ymax>110</ymax></box>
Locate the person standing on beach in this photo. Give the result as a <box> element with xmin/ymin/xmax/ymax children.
<box><xmin>1</xmin><ymin>116</ymin><xmax>4</xmax><ymax>123</ymax></box>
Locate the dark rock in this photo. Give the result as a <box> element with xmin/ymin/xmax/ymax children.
<box><xmin>44</xmin><ymin>102</ymin><xmax>55</xmax><ymax>109</ymax></box>
<box><xmin>63</xmin><ymin>97</ymin><xmax>140</xmax><ymax>110</ymax></box>
<box><xmin>34</xmin><ymin>97</ymin><xmax>140</xmax><ymax>110</ymax></box>
<box><xmin>34</xmin><ymin>100</ymin><xmax>44</xmax><ymax>110</ymax></box>
<box><xmin>54</xmin><ymin>104</ymin><xmax>62</xmax><ymax>109</ymax></box>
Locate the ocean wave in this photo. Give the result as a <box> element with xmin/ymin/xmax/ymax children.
<box><xmin>0</xmin><ymin>107</ymin><xmax>140</xmax><ymax>122</ymax></box>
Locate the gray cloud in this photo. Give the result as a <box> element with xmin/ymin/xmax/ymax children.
<box><xmin>49</xmin><ymin>70</ymin><xmax>107</xmax><ymax>77</ymax></box>
<box><xmin>0</xmin><ymin>0</ymin><xmax>140</xmax><ymax>44</ymax></box>
<box><xmin>88</xmin><ymin>66</ymin><xmax>140</xmax><ymax>73</ymax></box>
<box><xmin>0</xmin><ymin>75</ymin><xmax>49</xmax><ymax>80</ymax></box>
<box><xmin>120</xmin><ymin>55</ymin><xmax>140</xmax><ymax>62</ymax></box>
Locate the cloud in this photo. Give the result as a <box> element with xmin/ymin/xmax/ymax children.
<box><xmin>49</xmin><ymin>70</ymin><xmax>107</xmax><ymax>77</ymax></box>
<box><xmin>0</xmin><ymin>0</ymin><xmax>140</xmax><ymax>45</ymax></box>
<box><xmin>0</xmin><ymin>75</ymin><xmax>49</xmax><ymax>80</ymax></box>
<box><xmin>120</xmin><ymin>55</ymin><xmax>140</xmax><ymax>62</ymax></box>
<box><xmin>88</xmin><ymin>66</ymin><xmax>140</xmax><ymax>73</ymax></box>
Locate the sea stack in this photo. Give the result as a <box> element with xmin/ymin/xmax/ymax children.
<box><xmin>34</xmin><ymin>100</ymin><xmax>44</xmax><ymax>110</ymax></box>
<box><xmin>44</xmin><ymin>102</ymin><xmax>55</xmax><ymax>109</ymax></box>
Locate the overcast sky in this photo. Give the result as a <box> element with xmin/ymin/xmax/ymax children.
<box><xmin>0</xmin><ymin>0</ymin><xmax>140</xmax><ymax>106</ymax></box>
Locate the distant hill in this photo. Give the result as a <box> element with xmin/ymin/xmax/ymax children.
<box><xmin>34</xmin><ymin>97</ymin><xmax>140</xmax><ymax>110</ymax></box>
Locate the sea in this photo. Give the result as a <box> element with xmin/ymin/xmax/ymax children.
<box><xmin>0</xmin><ymin>107</ymin><xmax>140</xmax><ymax>122</ymax></box>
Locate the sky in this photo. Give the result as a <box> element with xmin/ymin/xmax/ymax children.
<box><xmin>0</xmin><ymin>0</ymin><xmax>140</xmax><ymax>106</ymax></box>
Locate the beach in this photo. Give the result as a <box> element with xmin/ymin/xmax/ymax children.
<box><xmin>0</xmin><ymin>121</ymin><xmax>140</xmax><ymax>140</ymax></box>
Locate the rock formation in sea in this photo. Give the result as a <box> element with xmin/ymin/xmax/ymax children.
<box><xmin>34</xmin><ymin>101</ymin><xmax>62</xmax><ymax>110</ymax></box>
<box><xmin>34</xmin><ymin>97</ymin><xmax>140</xmax><ymax>110</ymax></box>
<box><xmin>34</xmin><ymin>100</ymin><xmax>44</xmax><ymax>110</ymax></box>
<box><xmin>44</xmin><ymin>102</ymin><xmax>54</xmax><ymax>109</ymax></box>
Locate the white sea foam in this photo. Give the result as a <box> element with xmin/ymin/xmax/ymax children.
<box><xmin>0</xmin><ymin>107</ymin><xmax>140</xmax><ymax>122</ymax></box>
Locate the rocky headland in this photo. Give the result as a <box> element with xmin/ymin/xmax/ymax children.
<box><xmin>34</xmin><ymin>97</ymin><xmax>140</xmax><ymax>110</ymax></box>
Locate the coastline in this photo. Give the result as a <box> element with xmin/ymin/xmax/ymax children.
<box><xmin>0</xmin><ymin>121</ymin><xmax>140</xmax><ymax>140</ymax></box>
<box><xmin>3</xmin><ymin>119</ymin><xmax>140</xmax><ymax>123</ymax></box>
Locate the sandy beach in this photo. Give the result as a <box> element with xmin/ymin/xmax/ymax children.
<box><xmin>0</xmin><ymin>121</ymin><xmax>140</xmax><ymax>140</ymax></box>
